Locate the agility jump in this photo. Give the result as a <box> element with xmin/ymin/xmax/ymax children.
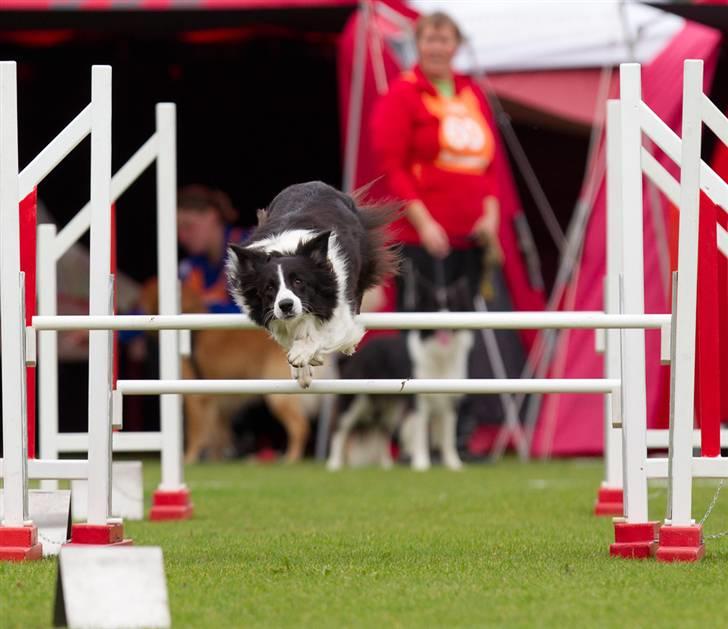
<box><xmin>35</xmin><ymin>99</ymin><xmax>191</xmax><ymax>521</ymax></box>
<box><xmin>0</xmin><ymin>60</ymin><xmax>721</xmax><ymax>563</ymax></box>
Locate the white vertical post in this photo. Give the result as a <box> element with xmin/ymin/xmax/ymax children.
<box><xmin>0</xmin><ymin>61</ymin><xmax>30</xmax><ymax>527</ymax></box>
<box><xmin>618</xmin><ymin>64</ymin><xmax>649</xmax><ymax>523</ymax></box>
<box><xmin>37</xmin><ymin>224</ymin><xmax>60</xmax><ymax>491</ymax></box>
<box><xmin>668</xmin><ymin>60</ymin><xmax>703</xmax><ymax>526</ymax></box>
<box><xmin>156</xmin><ymin>103</ymin><xmax>184</xmax><ymax>490</ymax></box>
<box><xmin>86</xmin><ymin>65</ymin><xmax>114</xmax><ymax>525</ymax></box>
<box><xmin>604</xmin><ymin>99</ymin><xmax>623</xmax><ymax>489</ymax></box>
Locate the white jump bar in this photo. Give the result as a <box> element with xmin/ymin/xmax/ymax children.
<box><xmin>646</xmin><ymin>456</ymin><xmax>728</xmax><ymax>479</ymax></box>
<box><xmin>0</xmin><ymin>458</ymin><xmax>89</xmax><ymax>480</ymax></box>
<box><xmin>33</xmin><ymin>312</ymin><xmax>671</xmax><ymax>331</ymax></box>
<box><xmin>116</xmin><ymin>378</ymin><xmax>620</xmax><ymax>396</ymax></box>
<box><xmin>645</xmin><ymin>428</ymin><xmax>728</xmax><ymax>449</ymax></box>
<box><xmin>56</xmin><ymin>431</ymin><xmax>163</xmax><ymax>453</ymax></box>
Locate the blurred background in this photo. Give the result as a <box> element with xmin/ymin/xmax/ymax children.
<box><xmin>1</xmin><ymin>0</ymin><xmax>727</xmax><ymax>462</ymax></box>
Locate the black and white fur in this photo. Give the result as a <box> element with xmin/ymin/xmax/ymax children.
<box><xmin>226</xmin><ymin>181</ymin><xmax>398</xmax><ymax>387</ymax></box>
<box><xmin>327</xmin><ymin>277</ymin><xmax>474</xmax><ymax>471</ymax></box>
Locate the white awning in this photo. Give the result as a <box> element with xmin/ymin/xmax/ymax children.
<box><xmin>408</xmin><ymin>0</ymin><xmax>684</xmax><ymax>72</ymax></box>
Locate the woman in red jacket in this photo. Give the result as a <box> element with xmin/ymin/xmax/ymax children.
<box><xmin>371</xmin><ymin>11</ymin><xmax>501</xmax><ymax>303</ymax></box>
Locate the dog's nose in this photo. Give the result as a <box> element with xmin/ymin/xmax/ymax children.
<box><xmin>279</xmin><ymin>299</ymin><xmax>294</xmax><ymax>314</ymax></box>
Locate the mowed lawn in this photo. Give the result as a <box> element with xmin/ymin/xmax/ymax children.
<box><xmin>4</xmin><ymin>459</ymin><xmax>728</xmax><ymax>628</ymax></box>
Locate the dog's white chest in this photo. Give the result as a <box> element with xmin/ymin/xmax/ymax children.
<box><xmin>409</xmin><ymin>331</ymin><xmax>473</xmax><ymax>408</ymax></box>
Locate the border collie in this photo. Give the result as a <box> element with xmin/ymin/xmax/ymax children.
<box><xmin>327</xmin><ymin>275</ymin><xmax>474</xmax><ymax>471</ymax></box>
<box><xmin>226</xmin><ymin>181</ymin><xmax>398</xmax><ymax>387</ymax></box>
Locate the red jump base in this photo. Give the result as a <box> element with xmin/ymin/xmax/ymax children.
<box><xmin>610</xmin><ymin>521</ymin><xmax>660</xmax><ymax>559</ymax></box>
<box><xmin>0</xmin><ymin>525</ymin><xmax>42</xmax><ymax>561</ymax></box>
<box><xmin>149</xmin><ymin>488</ymin><xmax>194</xmax><ymax>522</ymax></box>
<box><xmin>656</xmin><ymin>525</ymin><xmax>705</xmax><ymax>563</ymax></box>
<box><xmin>69</xmin><ymin>522</ymin><xmax>132</xmax><ymax>546</ymax></box>
<box><xmin>594</xmin><ymin>486</ymin><xmax>624</xmax><ymax>517</ymax></box>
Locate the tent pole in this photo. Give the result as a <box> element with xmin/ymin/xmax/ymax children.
<box><xmin>473</xmin><ymin>295</ymin><xmax>529</xmax><ymax>461</ymax></box>
<box><xmin>367</xmin><ymin>0</ymin><xmax>389</xmax><ymax>96</ymax></box>
<box><xmin>514</xmin><ymin>65</ymin><xmax>611</xmax><ymax>407</ymax></box>
<box><xmin>342</xmin><ymin>1</ymin><xmax>370</xmax><ymax>193</ymax></box>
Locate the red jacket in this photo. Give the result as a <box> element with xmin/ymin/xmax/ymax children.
<box><xmin>370</xmin><ymin>65</ymin><xmax>499</xmax><ymax>246</ymax></box>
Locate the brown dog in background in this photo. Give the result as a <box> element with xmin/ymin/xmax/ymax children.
<box><xmin>137</xmin><ymin>280</ymin><xmax>312</xmax><ymax>463</ymax></box>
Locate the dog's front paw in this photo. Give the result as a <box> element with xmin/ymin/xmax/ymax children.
<box><xmin>411</xmin><ymin>457</ymin><xmax>431</xmax><ymax>472</ymax></box>
<box><xmin>292</xmin><ymin>364</ymin><xmax>313</xmax><ymax>388</ymax></box>
<box><xmin>309</xmin><ymin>353</ymin><xmax>325</xmax><ymax>367</ymax></box>
<box><xmin>338</xmin><ymin>323</ymin><xmax>364</xmax><ymax>356</ymax></box>
<box><xmin>326</xmin><ymin>457</ymin><xmax>343</xmax><ymax>472</ymax></box>
<box><xmin>340</xmin><ymin>342</ymin><xmax>358</xmax><ymax>356</ymax></box>
<box><xmin>443</xmin><ymin>455</ymin><xmax>464</xmax><ymax>471</ymax></box>
<box><xmin>380</xmin><ymin>453</ymin><xmax>394</xmax><ymax>470</ymax></box>
<box><xmin>288</xmin><ymin>340</ymin><xmax>318</xmax><ymax>368</ymax></box>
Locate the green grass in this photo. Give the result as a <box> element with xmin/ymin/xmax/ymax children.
<box><xmin>4</xmin><ymin>459</ymin><xmax>728</xmax><ymax>628</ymax></box>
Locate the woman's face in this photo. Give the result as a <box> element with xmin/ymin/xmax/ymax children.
<box><xmin>177</xmin><ymin>206</ymin><xmax>221</xmax><ymax>255</ymax></box>
<box><xmin>417</xmin><ymin>24</ymin><xmax>459</xmax><ymax>80</ymax></box>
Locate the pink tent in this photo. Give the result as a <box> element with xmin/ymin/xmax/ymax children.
<box><xmin>532</xmin><ymin>21</ymin><xmax>723</xmax><ymax>456</ymax></box>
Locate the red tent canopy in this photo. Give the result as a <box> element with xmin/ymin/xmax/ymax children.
<box><xmin>0</xmin><ymin>0</ymin><xmax>355</xmax><ymax>8</ymax></box>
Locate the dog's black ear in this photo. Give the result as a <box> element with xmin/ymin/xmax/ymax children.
<box><xmin>228</xmin><ymin>244</ymin><xmax>267</xmax><ymax>276</ymax></box>
<box><xmin>299</xmin><ymin>231</ymin><xmax>331</xmax><ymax>266</ymax></box>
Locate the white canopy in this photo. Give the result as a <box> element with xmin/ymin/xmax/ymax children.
<box><xmin>408</xmin><ymin>0</ymin><xmax>684</xmax><ymax>72</ymax></box>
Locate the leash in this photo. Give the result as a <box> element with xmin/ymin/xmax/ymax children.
<box><xmin>402</xmin><ymin>258</ymin><xmax>418</xmax><ymax>311</ymax></box>
<box><xmin>432</xmin><ymin>258</ymin><xmax>449</xmax><ymax>310</ymax></box>
<box><xmin>402</xmin><ymin>256</ymin><xmax>449</xmax><ymax>311</ymax></box>
<box><xmin>699</xmin><ymin>479</ymin><xmax>728</xmax><ymax>540</ymax></box>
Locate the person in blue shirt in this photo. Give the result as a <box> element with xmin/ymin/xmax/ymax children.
<box><xmin>177</xmin><ymin>185</ymin><xmax>250</xmax><ymax>314</ymax></box>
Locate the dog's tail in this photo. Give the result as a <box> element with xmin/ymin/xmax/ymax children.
<box><xmin>352</xmin><ymin>182</ymin><xmax>402</xmax><ymax>292</ymax></box>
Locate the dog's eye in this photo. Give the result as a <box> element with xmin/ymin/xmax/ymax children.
<box><xmin>293</xmin><ymin>278</ymin><xmax>304</xmax><ymax>288</ymax></box>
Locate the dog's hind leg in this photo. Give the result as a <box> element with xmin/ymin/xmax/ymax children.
<box><xmin>439</xmin><ymin>408</ymin><xmax>463</xmax><ymax>471</ymax></box>
<box><xmin>183</xmin><ymin>393</ymin><xmax>218</xmax><ymax>463</ymax></box>
<box><xmin>265</xmin><ymin>393</ymin><xmax>310</xmax><ymax>462</ymax></box>
<box><xmin>327</xmin><ymin>395</ymin><xmax>370</xmax><ymax>471</ymax></box>
<box><xmin>209</xmin><ymin>409</ymin><xmax>235</xmax><ymax>461</ymax></box>
<box><xmin>378</xmin><ymin>401</ymin><xmax>404</xmax><ymax>469</ymax></box>
<box><xmin>410</xmin><ymin>399</ymin><xmax>431</xmax><ymax>472</ymax></box>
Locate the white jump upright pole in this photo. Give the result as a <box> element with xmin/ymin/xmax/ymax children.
<box><xmin>655</xmin><ymin>60</ymin><xmax>705</xmax><ymax>562</ymax></box>
<box><xmin>37</xmin><ymin>224</ymin><xmax>60</xmax><ymax>492</ymax></box>
<box><xmin>0</xmin><ymin>60</ymin><xmax>41</xmax><ymax>560</ymax></box>
<box><xmin>596</xmin><ymin>99</ymin><xmax>625</xmax><ymax>516</ymax></box>
<box><xmin>610</xmin><ymin>63</ymin><xmax>655</xmax><ymax>558</ymax></box>
<box><xmin>80</xmin><ymin>65</ymin><xmax>125</xmax><ymax>541</ymax></box>
<box><xmin>152</xmin><ymin>102</ymin><xmax>192</xmax><ymax>519</ymax></box>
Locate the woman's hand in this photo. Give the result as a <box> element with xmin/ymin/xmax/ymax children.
<box><xmin>471</xmin><ymin>196</ymin><xmax>503</xmax><ymax>263</ymax></box>
<box><xmin>407</xmin><ymin>200</ymin><xmax>450</xmax><ymax>258</ymax></box>
<box><xmin>418</xmin><ymin>218</ymin><xmax>451</xmax><ymax>258</ymax></box>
